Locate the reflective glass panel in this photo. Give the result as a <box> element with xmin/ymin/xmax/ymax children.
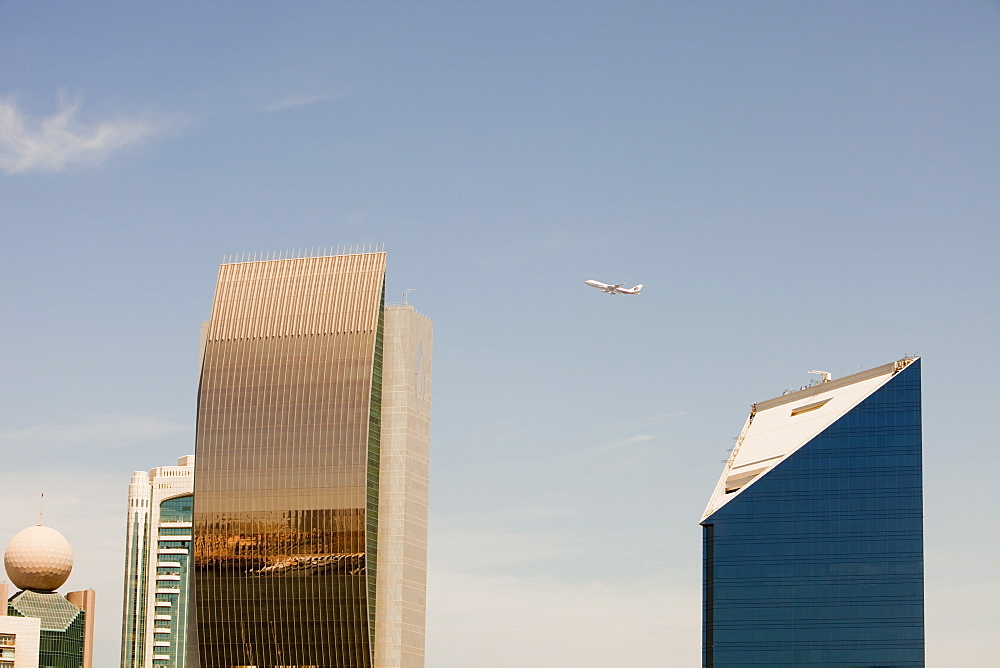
<box><xmin>703</xmin><ymin>361</ymin><xmax>924</xmax><ymax>667</ymax></box>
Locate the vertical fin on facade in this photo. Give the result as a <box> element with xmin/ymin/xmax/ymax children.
<box><xmin>208</xmin><ymin>252</ymin><xmax>387</xmax><ymax>340</ymax></box>
<box><xmin>194</xmin><ymin>252</ymin><xmax>393</xmax><ymax>668</ymax></box>
<box><xmin>365</xmin><ymin>283</ymin><xmax>386</xmax><ymax>651</ymax></box>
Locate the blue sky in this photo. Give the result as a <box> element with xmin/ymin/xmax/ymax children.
<box><xmin>1</xmin><ymin>2</ymin><xmax>998</xmax><ymax>665</ymax></box>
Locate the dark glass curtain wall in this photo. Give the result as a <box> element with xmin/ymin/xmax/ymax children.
<box><xmin>703</xmin><ymin>360</ymin><xmax>923</xmax><ymax>667</ymax></box>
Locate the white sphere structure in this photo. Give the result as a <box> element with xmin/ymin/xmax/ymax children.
<box><xmin>4</xmin><ymin>525</ymin><xmax>74</xmax><ymax>591</ymax></box>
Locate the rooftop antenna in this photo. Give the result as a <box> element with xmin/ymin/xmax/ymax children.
<box><xmin>402</xmin><ymin>289</ymin><xmax>417</xmax><ymax>305</ymax></box>
<box><xmin>809</xmin><ymin>370</ymin><xmax>832</xmax><ymax>383</ymax></box>
<box><xmin>39</xmin><ymin>493</ymin><xmax>44</xmax><ymax>525</ymax></box>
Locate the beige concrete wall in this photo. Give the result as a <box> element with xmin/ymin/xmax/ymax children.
<box><xmin>375</xmin><ymin>305</ymin><xmax>432</xmax><ymax>668</ymax></box>
<box><xmin>0</xmin><ymin>614</ymin><xmax>41</xmax><ymax>668</ymax></box>
<box><xmin>65</xmin><ymin>590</ymin><xmax>95</xmax><ymax>668</ymax></box>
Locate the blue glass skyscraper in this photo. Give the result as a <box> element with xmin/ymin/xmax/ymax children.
<box><xmin>701</xmin><ymin>358</ymin><xmax>924</xmax><ymax>667</ymax></box>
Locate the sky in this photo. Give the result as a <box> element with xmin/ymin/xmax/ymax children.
<box><xmin>1</xmin><ymin>1</ymin><xmax>998</xmax><ymax>665</ymax></box>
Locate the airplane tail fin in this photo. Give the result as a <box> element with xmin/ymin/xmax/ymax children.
<box><xmin>632</xmin><ymin>284</ymin><xmax>644</xmax><ymax>293</ymax></box>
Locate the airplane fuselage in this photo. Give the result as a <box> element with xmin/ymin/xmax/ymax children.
<box><xmin>584</xmin><ymin>280</ymin><xmax>643</xmax><ymax>295</ymax></box>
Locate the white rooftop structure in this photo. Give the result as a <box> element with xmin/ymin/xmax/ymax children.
<box><xmin>702</xmin><ymin>357</ymin><xmax>919</xmax><ymax>521</ymax></box>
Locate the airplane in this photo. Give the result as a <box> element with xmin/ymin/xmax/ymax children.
<box><xmin>584</xmin><ymin>280</ymin><xmax>644</xmax><ymax>295</ymax></box>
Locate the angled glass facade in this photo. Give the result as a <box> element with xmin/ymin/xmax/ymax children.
<box><xmin>702</xmin><ymin>359</ymin><xmax>923</xmax><ymax>667</ymax></box>
<box><xmin>193</xmin><ymin>251</ymin><xmax>431</xmax><ymax>668</ymax></box>
<box><xmin>8</xmin><ymin>590</ymin><xmax>85</xmax><ymax>668</ymax></box>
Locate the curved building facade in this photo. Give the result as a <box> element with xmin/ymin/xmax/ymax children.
<box><xmin>192</xmin><ymin>250</ymin><xmax>431</xmax><ymax>668</ymax></box>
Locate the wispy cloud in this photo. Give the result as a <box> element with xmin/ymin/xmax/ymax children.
<box><xmin>0</xmin><ymin>413</ymin><xmax>188</xmax><ymax>451</ymax></box>
<box><xmin>613</xmin><ymin>410</ymin><xmax>687</xmax><ymax>429</ymax></box>
<box><xmin>0</xmin><ymin>96</ymin><xmax>162</xmax><ymax>174</ymax></box>
<box><xmin>537</xmin><ymin>433</ymin><xmax>659</xmax><ymax>463</ymax></box>
<box><xmin>261</xmin><ymin>94</ymin><xmax>331</xmax><ymax>112</ymax></box>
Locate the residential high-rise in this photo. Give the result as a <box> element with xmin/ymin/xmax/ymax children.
<box><xmin>192</xmin><ymin>250</ymin><xmax>432</xmax><ymax>668</ymax></box>
<box><xmin>701</xmin><ymin>357</ymin><xmax>924</xmax><ymax>667</ymax></box>
<box><xmin>121</xmin><ymin>456</ymin><xmax>195</xmax><ymax>668</ymax></box>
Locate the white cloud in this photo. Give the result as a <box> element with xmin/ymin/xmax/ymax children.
<box><xmin>614</xmin><ymin>410</ymin><xmax>687</xmax><ymax>429</ymax></box>
<box><xmin>261</xmin><ymin>94</ymin><xmax>331</xmax><ymax>112</ymax></box>
<box><xmin>0</xmin><ymin>413</ymin><xmax>188</xmax><ymax>451</ymax></box>
<box><xmin>0</xmin><ymin>96</ymin><xmax>161</xmax><ymax>174</ymax></box>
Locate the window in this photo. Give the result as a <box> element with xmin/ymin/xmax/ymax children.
<box><xmin>790</xmin><ymin>398</ymin><xmax>831</xmax><ymax>416</ymax></box>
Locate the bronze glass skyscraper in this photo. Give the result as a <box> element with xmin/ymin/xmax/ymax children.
<box><xmin>192</xmin><ymin>250</ymin><xmax>431</xmax><ymax>668</ymax></box>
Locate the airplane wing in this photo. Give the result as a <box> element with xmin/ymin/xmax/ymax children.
<box><xmin>585</xmin><ymin>280</ymin><xmax>637</xmax><ymax>294</ymax></box>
